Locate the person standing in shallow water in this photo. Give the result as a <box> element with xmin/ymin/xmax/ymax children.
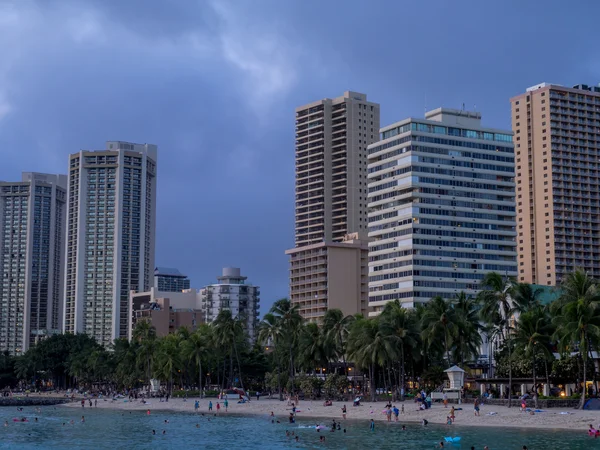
<box><xmin>370</xmin><ymin>419</ymin><xmax>375</xmax><ymax>431</ymax></box>
<box><xmin>208</xmin><ymin>401</ymin><xmax>213</xmax><ymax>411</ymax></box>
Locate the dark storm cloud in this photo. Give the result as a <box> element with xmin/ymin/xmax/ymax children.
<box><xmin>1</xmin><ymin>0</ymin><xmax>599</xmax><ymax>314</ymax></box>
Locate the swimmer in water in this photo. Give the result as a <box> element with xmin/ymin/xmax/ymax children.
<box><xmin>402</xmin><ymin>425</ymin><xmax>406</xmax><ymax>430</ymax></box>
<box><xmin>34</xmin><ymin>418</ymin><xmax>38</xmax><ymax>422</ymax></box>
<box><xmin>152</xmin><ymin>430</ymin><xmax>156</xmax><ymax>435</ymax></box>
<box><xmin>81</xmin><ymin>416</ymin><xmax>85</xmax><ymax>423</ymax></box>
<box><xmin>295</xmin><ymin>436</ymin><xmax>299</xmax><ymax>442</ymax></box>
<box><xmin>196</xmin><ymin>423</ymin><xmax>200</xmax><ymax>428</ymax></box>
<box><xmin>370</xmin><ymin>419</ymin><xmax>375</xmax><ymax>431</ymax></box>
<box><xmin>162</xmin><ymin>430</ymin><xmax>166</xmax><ymax>435</ymax></box>
<box><xmin>422</xmin><ymin>419</ymin><xmax>428</xmax><ymax>426</ymax></box>
<box><xmin>3</xmin><ymin>421</ymin><xmax>7</xmax><ymax>427</ymax></box>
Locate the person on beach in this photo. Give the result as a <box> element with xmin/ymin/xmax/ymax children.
<box><xmin>194</xmin><ymin>400</ymin><xmax>199</xmax><ymax>412</ymax></box>
<box><xmin>386</xmin><ymin>407</ymin><xmax>392</xmax><ymax>422</ymax></box>
<box><xmin>224</xmin><ymin>399</ymin><xmax>228</xmax><ymax>412</ymax></box>
<box><xmin>474</xmin><ymin>397</ymin><xmax>481</xmax><ymax>416</ymax></box>
<box><xmin>216</xmin><ymin>402</ymin><xmax>221</xmax><ymax>413</ymax></box>
<box><xmin>443</xmin><ymin>392</ymin><xmax>448</xmax><ymax>408</ymax></box>
<box><xmin>209</xmin><ymin>401</ymin><xmax>213</xmax><ymax>411</ymax></box>
<box><xmin>342</xmin><ymin>404</ymin><xmax>347</xmax><ymax>419</ymax></box>
<box><xmin>95</xmin><ymin>399</ymin><xmax>97</xmax><ymax>407</ymax></box>
<box><xmin>370</xmin><ymin>419</ymin><xmax>375</xmax><ymax>431</ymax></box>
<box><xmin>393</xmin><ymin>405</ymin><xmax>399</xmax><ymax>421</ymax></box>
<box><xmin>81</xmin><ymin>399</ymin><xmax>85</xmax><ymax>408</ymax></box>
<box><xmin>450</xmin><ymin>406</ymin><xmax>455</xmax><ymax>422</ymax></box>
<box><xmin>401</xmin><ymin>404</ymin><xmax>405</xmax><ymax>414</ymax></box>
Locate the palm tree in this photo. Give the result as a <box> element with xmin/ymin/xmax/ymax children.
<box><xmin>512</xmin><ymin>283</ymin><xmax>543</xmax><ymax>314</ymax></box>
<box><xmin>213</xmin><ymin>310</ymin><xmax>247</xmax><ymax>392</ymax></box>
<box><xmin>322</xmin><ymin>309</ymin><xmax>355</xmax><ymax>377</ymax></box>
<box><xmin>513</xmin><ymin>307</ymin><xmax>553</xmax><ymax>408</ymax></box>
<box><xmin>452</xmin><ymin>292</ymin><xmax>482</xmax><ymax>367</ymax></box>
<box><xmin>269</xmin><ymin>299</ymin><xmax>303</xmax><ymax>395</ymax></box>
<box><xmin>132</xmin><ymin>320</ymin><xmax>157</xmax><ymax>396</ymax></box>
<box><xmin>347</xmin><ymin>316</ymin><xmax>393</xmax><ymax>401</ymax></box>
<box><xmin>552</xmin><ymin>269</ymin><xmax>600</xmax><ymax>409</ymax></box>
<box><xmin>182</xmin><ymin>325</ymin><xmax>212</xmax><ymax>398</ymax></box>
<box><xmin>379</xmin><ymin>300</ymin><xmax>419</xmax><ymax>400</ymax></box>
<box><xmin>258</xmin><ymin>312</ymin><xmax>284</xmax><ymax>400</ymax></box>
<box><xmin>298</xmin><ymin>322</ymin><xmax>327</xmax><ymax>374</ymax></box>
<box><xmin>154</xmin><ymin>334</ymin><xmax>180</xmax><ymax>394</ymax></box>
<box><xmin>421</xmin><ymin>296</ymin><xmax>456</xmax><ymax>367</ymax></box>
<box><xmin>478</xmin><ymin>272</ymin><xmax>516</xmax><ymax>406</ymax></box>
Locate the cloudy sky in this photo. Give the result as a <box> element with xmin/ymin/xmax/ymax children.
<box><xmin>1</xmin><ymin>0</ymin><xmax>599</xmax><ymax>314</ymax></box>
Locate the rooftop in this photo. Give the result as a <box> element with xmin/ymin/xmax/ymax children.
<box><xmin>154</xmin><ymin>267</ymin><xmax>187</xmax><ymax>278</ymax></box>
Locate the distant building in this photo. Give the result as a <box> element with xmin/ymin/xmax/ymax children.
<box><xmin>0</xmin><ymin>173</ymin><xmax>67</xmax><ymax>354</ymax></box>
<box><xmin>63</xmin><ymin>141</ymin><xmax>157</xmax><ymax>347</ymax></box>
<box><xmin>154</xmin><ymin>267</ymin><xmax>190</xmax><ymax>292</ymax></box>
<box><xmin>129</xmin><ymin>287</ymin><xmax>202</xmax><ymax>339</ymax></box>
<box><xmin>285</xmin><ymin>233</ymin><xmax>369</xmax><ymax>322</ymax></box>
<box><xmin>287</xmin><ymin>91</ymin><xmax>380</xmax><ymax>320</ymax></box>
<box><xmin>511</xmin><ymin>82</ymin><xmax>600</xmax><ymax>285</ymax></box>
<box><xmin>367</xmin><ymin>108</ymin><xmax>517</xmax><ymax>313</ymax></box>
<box><xmin>200</xmin><ymin>268</ymin><xmax>260</xmax><ymax>341</ymax></box>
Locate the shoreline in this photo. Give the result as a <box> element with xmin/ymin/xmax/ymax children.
<box><xmin>59</xmin><ymin>397</ymin><xmax>598</xmax><ymax>432</ymax></box>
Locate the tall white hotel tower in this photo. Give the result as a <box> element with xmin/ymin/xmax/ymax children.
<box><xmin>0</xmin><ymin>173</ymin><xmax>67</xmax><ymax>354</ymax></box>
<box><xmin>63</xmin><ymin>142</ymin><xmax>157</xmax><ymax>346</ymax></box>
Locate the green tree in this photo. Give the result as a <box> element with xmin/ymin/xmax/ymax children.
<box><xmin>379</xmin><ymin>300</ymin><xmax>419</xmax><ymax>400</ymax></box>
<box><xmin>452</xmin><ymin>292</ymin><xmax>482</xmax><ymax>367</ymax></box>
<box><xmin>421</xmin><ymin>296</ymin><xmax>456</xmax><ymax>367</ymax></box>
<box><xmin>181</xmin><ymin>324</ymin><xmax>212</xmax><ymax>397</ymax></box>
<box><xmin>478</xmin><ymin>272</ymin><xmax>516</xmax><ymax>406</ymax></box>
<box><xmin>551</xmin><ymin>269</ymin><xmax>600</xmax><ymax>409</ymax></box>
<box><xmin>153</xmin><ymin>334</ymin><xmax>181</xmax><ymax>394</ymax></box>
<box><xmin>132</xmin><ymin>320</ymin><xmax>157</xmax><ymax>395</ymax></box>
<box><xmin>513</xmin><ymin>307</ymin><xmax>553</xmax><ymax>407</ymax></box>
<box><xmin>258</xmin><ymin>312</ymin><xmax>284</xmax><ymax>400</ymax></box>
<box><xmin>322</xmin><ymin>309</ymin><xmax>355</xmax><ymax>376</ymax></box>
<box><xmin>298</xmin><ymin>322</ymin><xmax>327</xmax><ymax>374</ymax></box>
<box><xmin>213</xmin><ymin>309</ymin><xmax>247</xmax><ymax>391</ymax></box>
<box><xmin>269</xmin><ymin>299</ymin><xmax>303</xmax><ymax>395</ymax></box>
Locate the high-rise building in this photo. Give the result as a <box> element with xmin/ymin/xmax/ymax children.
<box><xmin>294</xmin><ymin>91</ymin><xmax>380</xmax><ymax>246</ymax></box>
<box><xmin>286</xmin><ymin>233</ymin><xmax>369</xmax><ymax>321</ymax></box>
<box><xmin>367</xmin><ymin>108</ymin><xmax>518</xmax><ymax>314</ymax></box>
<box><xmin>0</xmin><ymin>172</ymin><xmax>67</xmax><ymax>354</ymax></box>
<box><xmin>154</xmin><ymin>267</ymin><xmax>190</xmax><ymax>292</ymax></box>
<box><xmin>200</xmin><ymin>267</ymin><xmax>260</xmax><ymax>341</ymax></box>
<box><xmin>288</xmin><ymin>91</ymin><xmax>380</xmax><ymax>320</ymax></box>
<box><xmin>511</xmin><ymin>83</ymin><xmax>600</xmax><ymax>285</ymax></box>
<box><xmin>63</xmin><ymin>141</ymin><xmax>157</xmax><ymax>346</ymax></box>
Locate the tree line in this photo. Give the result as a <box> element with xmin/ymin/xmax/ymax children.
<box><xmin>3</xmin><ymin>269</ymin><xmax>600</xmax><ymax>409</ymax></box>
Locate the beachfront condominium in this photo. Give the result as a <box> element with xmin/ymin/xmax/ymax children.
<box><xmin>511</xmin><ymin>83</ymin><xmax>600</xmax><ymax>285</ymax></box>
<box><xmin>63</xmin><ymin>142</ymin><xmax>157</xmax><ymax>346</ymax></box>
<box><xmin>199</xmin><ymin>267</ymin><xmax>260</xmax><ymax>341</ymax></box>
<box><xmin>154</xmin><ymin>266</ymin><xmax>190</xmax><ymax>292</ymax></box>
<box><xmin>367</xmin><ymin>108</ymin><xmax>518</xmax><ymax>314</ymax></box>
<box><xmin>287</xmin><ymin>91</ymin><xmax>380</xmax><ymax>321</ymax></box>
<box><xmin>0</xmin><ymin>173</ymin><xmax>67</xmax><ymax>354</ymax></box>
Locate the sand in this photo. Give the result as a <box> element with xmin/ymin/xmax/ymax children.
<box><xmin>62</xmin><ymin>395</ymin><xmax>600</xmax><ymax>432</ymax></box>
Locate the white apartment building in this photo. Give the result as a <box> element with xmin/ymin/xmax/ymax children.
<box><xmin>200</xmin><ymin>267</ymin><xmax>260</xmax><ymax>341</ymax></box>
<box><xmin>63</xmin><ymin>141</ymin><xmax>157</xmax><ymax>346</ymax></box>
<box><xmin>0</xmin><ymin>173</ymin><xmax>67</xmax><ymax>354</ymax></box>
<box><xmin>367</xmin><ymin>108</ymin><xmax>518</xmax><ymax>314</ymax></box>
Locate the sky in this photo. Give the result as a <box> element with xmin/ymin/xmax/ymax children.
<box><xmin>1</xmin><ymin>0</ymin><xmax>599</xmax><ymax>315</ymax></box>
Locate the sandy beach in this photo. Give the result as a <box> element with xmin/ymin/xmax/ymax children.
<box><xmin>62</xmin><ymin>396</ymin><xmax>600</xmax><ymax>432</ymax></box>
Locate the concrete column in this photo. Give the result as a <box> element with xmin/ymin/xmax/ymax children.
<box><xmin>499</xmin><ymin>384</ymin><xmax>505</xmax><ymax>398</ymax></box>
<box><xmin>521</xmin><ymin>384</ymin><xmax>527</xmax><ymax>396</ymax></box>
<box><xmin>543</xmin><ymin>384</ymin><xmax>550</xmax><ymax>396</ymax></box>
<box><xmin>480</xmin><ymin>384</ymin><xmax>486</xmax><ymax>396</ymax></box>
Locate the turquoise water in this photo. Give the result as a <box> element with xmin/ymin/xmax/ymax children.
<box><xmin>0</xmin><ymin>406</ymin><xmax>596</xmax><ymax>449</ymax></box>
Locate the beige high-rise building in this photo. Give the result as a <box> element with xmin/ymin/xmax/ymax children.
<box><xmin>288</xmin><ymin>91</ymin><xmax>379</xmax><ymax>321</ymax></box>
<box><xmin>511</xmin><ymin>83</ymin><xmax>600</xmax><ymax>285</ymax></box>
<box><xmin>286</xmin><ymin>233</ymin><xmax>368</xmax><ymax>321</ymax></box>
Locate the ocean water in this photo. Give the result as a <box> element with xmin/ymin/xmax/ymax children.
<box><xmin>0</xmin><ymin>405</ymin><xmax>595</xmax><ymax>449</ymax></box>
